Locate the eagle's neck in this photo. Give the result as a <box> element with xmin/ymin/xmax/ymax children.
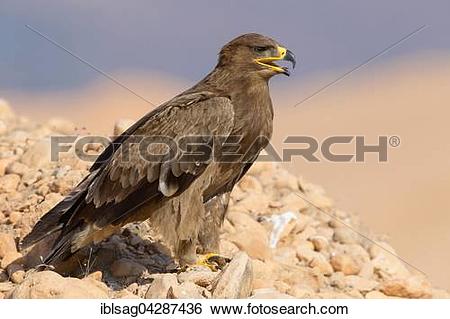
<box><xmin>199</xmin><ymin>67</ymin><xmax>275</xmax><ymax>152</ymax></box>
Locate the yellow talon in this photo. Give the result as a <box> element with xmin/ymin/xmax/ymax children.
<box><xmin>195</xmin><ymin>253</ymin><xmax>231</xmax><ymax>272</ymax></box>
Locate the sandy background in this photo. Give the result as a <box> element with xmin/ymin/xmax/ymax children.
<box><xmin>2</xmin><ymin>52</ymin><xmax>450</xmax><ymax>290</ymax></box>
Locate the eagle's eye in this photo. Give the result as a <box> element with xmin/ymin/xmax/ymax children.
<box><xmin>253</xmin><ymin>46</ymin><xmax>268</xmax><ymax>53</ymax></box>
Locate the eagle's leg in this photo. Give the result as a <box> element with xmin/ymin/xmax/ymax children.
<box><xmin>177</xmin><ymin>239</ymin><xmax>198</xmax><ymax>267</ymax></box>
<box><xmin>194</xmin><ymin>192</ymin><xmax>232</xmax><ymax>271</ymax></box>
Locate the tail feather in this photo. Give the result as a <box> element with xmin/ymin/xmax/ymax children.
<box><xmin>20</xmin><ymin>174</ymin><xmax>93</xmax><ymax>250</ymax></box>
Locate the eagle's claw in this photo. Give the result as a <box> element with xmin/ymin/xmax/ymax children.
<box><xmin>195</xmin><ymin>253</ymin><xmax>231</xmax><ymax>271</ymax></box>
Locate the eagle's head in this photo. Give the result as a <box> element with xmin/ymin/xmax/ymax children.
<box><xmin>218</xmin><ymin>33</ymin><xmax>296</xmax><ymax>78</ymax></box>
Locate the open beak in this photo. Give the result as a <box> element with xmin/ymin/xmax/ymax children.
<box><xmin>255</xmin><ymin>46</ymin><xmax>296</xmax><ymax>76</ymax></box>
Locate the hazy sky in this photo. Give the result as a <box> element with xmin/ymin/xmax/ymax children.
<box><xmin>1</xmin><ymin>0</ymin><xmax>449</xmax><ymax>92</ymax></box>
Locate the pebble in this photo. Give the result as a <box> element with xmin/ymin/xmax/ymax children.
<box><xmin>0</xmin><ymin>174</ymin><xmax>21</xmax><ymax>193</ymax></box>
<box><xmin>310</xmin><ymin>235</ymin><xmax>329</xmax><ymax>252</ymax></box>
<box><xmin>330</xmin><ymin>254</ymin><xmax>361</xmax><ymax>275</ymax></box>
<box><xmin>333</xmin><ymin>228</ymin><xmax>359</xmax><ymax>244</ymax></box>
<box><xmin>5</xmin><ymin>162</ymin><xmax>29</xmax><ymax>176</ymax></box>
<box><xmin>0</xmin><ymin>233</ymin><xmax>17</xmax><ymax>258</ymax></box>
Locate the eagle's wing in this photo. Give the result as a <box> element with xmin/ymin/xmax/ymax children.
<box><xmin>84</xmin><ymin>92</ymin><xmax>235</xmax><ymax>226</ymax></box>
<box><xmin>21</xmin><ymin>92</ymin><xmax>235</xmax><ymax>261</ymax></box>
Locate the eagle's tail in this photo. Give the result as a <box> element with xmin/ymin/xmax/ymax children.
<box><xmin>20</xmin><ymin>173</ymin><xmax>93</xmax><ymax>251</ymax></box>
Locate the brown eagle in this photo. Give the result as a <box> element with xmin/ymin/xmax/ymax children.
<box><xmin>21</xmin><ymin>33</ymin><xmax>295</xmax><ymax>270</ymax></box>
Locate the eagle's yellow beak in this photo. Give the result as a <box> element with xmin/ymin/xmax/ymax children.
<box><xmin>255</xmin><ymin>46</ymin><xmax>296</xmax><ymax>76</ymax></box>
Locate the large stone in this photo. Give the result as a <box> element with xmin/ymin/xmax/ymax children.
<box><xmin>8</xmin><ymin>271</ymin><xmax>109</xmax><ymax>298</ymax></box>
<box><xmin>227</xmin><ymin>211</ymin><xmax>271</xmax><ymax>260</ymax></box>
<box><xmin>380</xmin><ymin>276</ymin><xmax>432</xmax><ymax>298</ymax></box>
<box><xmin>370</xmin><ymin>242</ymin><xmax>410</xmax><ymax>280</ymax></box>
<box><xmin>212</xmin><ymin>252</ymin><xmax>253</xmax><ymax>299</ymax></box>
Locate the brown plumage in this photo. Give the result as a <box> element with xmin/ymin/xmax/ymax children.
<box><xmin>21</xmin><ymin>33</ymin><xmax>296</xmax><ymax>267</ymax></box>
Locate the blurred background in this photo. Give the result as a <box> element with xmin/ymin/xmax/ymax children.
<box><xmin>1</xmin><ymin>1</ymin><xmax>449</xmax><ymax>289</ymax></box>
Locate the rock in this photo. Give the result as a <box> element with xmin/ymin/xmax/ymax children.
<box><xmin>8</xmin><ymin>271</ymin><xmax>109</xmax><ymax>298</ymax></box>
<box><xmin>110</xmin><ymin>258</ymin><xmax>146</xmax><ymax>278</ymax></box>
<box><xmin>1</xmin><ymin>251</ymin><xmax>22</xmax><ymax>269</ymax></box>
<box><xmin>280</xmin><ymin>193</ymin><xmax>308</xmax><ymax>211</ymax></box>
<box><xmin>20</xmin><ymin>138</ymin><xmax>52</xmax><ymax>168</ymax></box>
<box><xmin>227</xmin><ymin>211</ymin><xmax>271</xmax><ymax>260</ymax></box>
<box><xmin>330</xmin><ymin>254</ymin><xmax>361</xmax><ymax>275</ymax></box>
<box><xmin>307</xmin><ymin>192</ymin><xmax>333</xmax><ymax>208</ymax></box>
<box><xmin>277</xmin><ymin>265</ymin><xmax>323</xmax><ymax>291</ymax></box>
<box><xmin>86</xmin><ymin>271</ymin><xmax>103</xmax><ymax>281</ymax></box>
<box><xmin>0</xmin><ymin>233</ymin><xmax>17</xmax><ymax>259</ymax></box>
<box><xmin>333</xmin><ymin>228</ymin><xmax>358</xmax><ymax>244</ymax></box>
<box><xmin>380</xmin><ymin>276</ymin><xmax>432</xmax><ymax>298</ymax></box>
<box><xmin>10</xmin><ymin>269</ymin><xmax>25</xmax><ymax>284</ymax></box>
<box><xmin>34</xmin><ymin>192</ymin><xmax>64</xmax><ymax>216</ymax></box>
<box><xmin>287</xmin><ymin>285</ymin><xmax>316</xmax><ymax>298</ymax></box>
<box><xmin>252</xmin><ymin>259</ymin><xmax>277</xmax><ymax>289</ymax></box>
<box><xmin>8</xmin><ymin>211</ymin><xmax>22</xmax><ymax>225</ymax></box>
<box><xmin>114</xmin><ymin>119</ymin><xmax>135</xmax><ymax>135</ymax></box>
<box><xmin>145</xmin><ymin>274</ymin><xmax>179</xmax><ymax>299</ymax></box>
<box><xmin>0</xmin><ymin>158</ymin><xmax>15</xmax><ymax>177</ymax></box>
<box><xmin>219</xmin><ymin>240</ymin><xmax>240</xmax><ymax>258</ymax></box>
<box><xmin>310</xmin><ymin>236</ymin><xmax>329</xmax><ymax>252</ymax></box>
<box><xmin>115</xmin><ymin>289</ymin><xmax>140</xmax><ymax>299</ymax></box>
<box><xmin>238</xmin><ymin>175</ymin><xmax>263</xmax><ymax>193</ymax></box>
<box><xmin>0</xmin><ymin>282</ymin><xmax>14</xmax><ymax>292</ymax></box>
<box><xmin>5</xmin><ymin>162</ymin><xmax>29</xmax><ymax>176</ymax></box>
<box><xmin>370</xmin><ymin>242</ymin><xmax>410</xmax><ymax>280</ymax></box>
<box><xmin>251</xmin><ymin>288</ymin><xmax>295</xmax><ymax>299</ymax></box>
<box><xmin>212</xmin><ymin>252</ymin><xmax>253</xmax><ymax>299</ymax></box>
<box><xmin>177</xmin><ymin>268</ymin><xmax>217</xmax><ymax>288</ymax></box>
<box><xmin>233</xmin><ymin>193</ymin><xmax>270</xmax><ymax>214</ymax></box>
<box><xmin>365</xmin><ymin>291</ymin><xmax>389</xmax><ymax>299</ymax></box>
<box><xmin>344</xmin><ymin>275</ymin><xmax>379</xmax><ymax>292</ymax></box>
<box><xmin>0</xmin><ymin>174</ymin><xmax>21</xmax><ymax>193</ymax></box>
<box><xmin>309</xmin><ymin>254</ymin><xmax>333</xmax><ymax>276</ymax></box>
<box><xmin>171</xmin><ymin>282</ymin><xmax>206</xmax><ymax>299</ymax></box>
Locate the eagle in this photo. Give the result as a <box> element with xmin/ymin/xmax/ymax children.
<box><xmin>21</xmin><ymin>33</ymin><xmax>296</xmax><ymax>271</ymax></box>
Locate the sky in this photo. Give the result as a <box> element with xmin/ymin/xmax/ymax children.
<box><xmin>1</xmin><ymin>0</ymin><xmax>449</xmax><ymax>93</ymax></box>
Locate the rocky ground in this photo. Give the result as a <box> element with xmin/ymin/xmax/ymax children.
<box><xmin>0</xmin><ymin>99</ymin><xmax>448</xmax><ymax>299</ymax></box>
